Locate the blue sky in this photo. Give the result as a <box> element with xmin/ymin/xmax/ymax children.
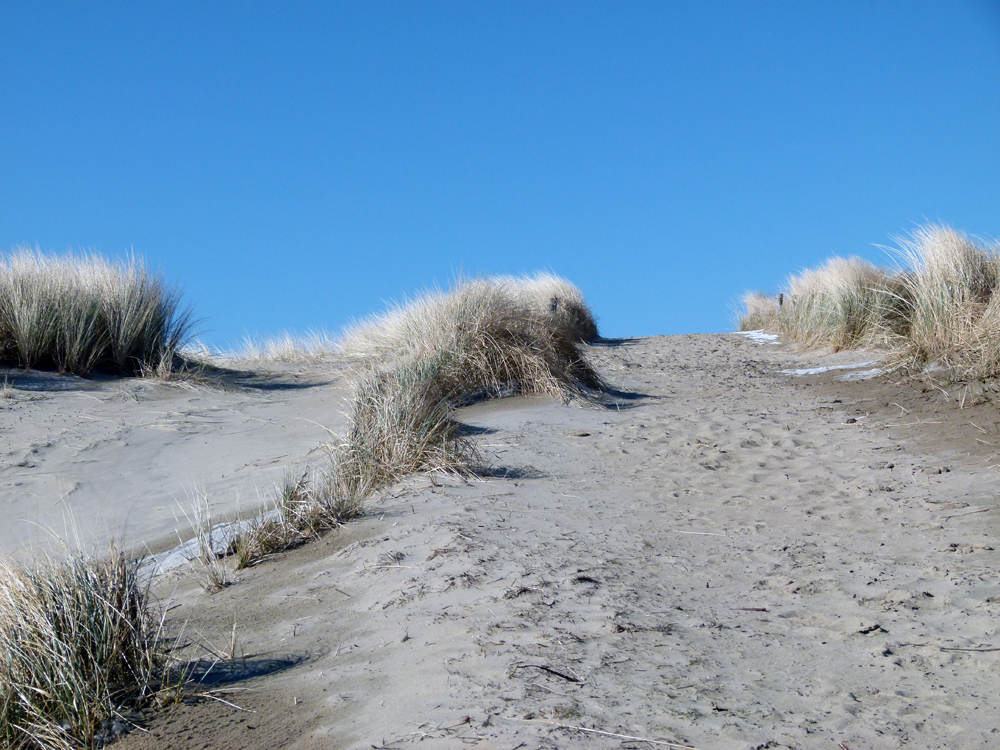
<box><xmin>2</xmin><ymin>2</ymin><xmax>999</xmax><ymax>346</ymax></box>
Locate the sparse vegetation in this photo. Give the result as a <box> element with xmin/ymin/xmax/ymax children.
<box><xmin>0</xmin><ymin>549</ymin><xmax>165</xmax><ymax>750</ymax></box>
<box><xmin>738</xmin><ymin>224</ymin><xmax>1000</xmax><ymax>379</ymax></box>
<box><xmin>226</xmin><ymin>470</ymin><xmax>365</xmax><ymax>572</ymax></box>
<box><xmin>215</xmin><ymin>331</ymin><xmax>340</xmax><ymax>366</ymax></box>
<box><xmin>0</xmin><ymin>248</ymin><xmax>194</xmax><ymax>377</ymax></box>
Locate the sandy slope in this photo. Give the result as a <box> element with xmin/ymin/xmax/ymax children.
<box><xmin>9</xmin><ymin>334</ymin><xmax>1000</xmax><ymax>749</ymax></box>
<box><xmin>0</xmin><ymin>360</ymin><xmax>352</xmax><ymax>559</ymax></box>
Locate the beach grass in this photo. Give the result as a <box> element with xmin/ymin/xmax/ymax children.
<box><xmin>737</xmin><ymin>291</ymin><xmax>781</xmax><ymax>333</ymax></box>
<box><xmin>208</xmin><ymin>274</ymin><xmax>604</xmax><ymax>572</ymax></box>
<box><xmin>333</xmin><ymin>275</ymin><xmax>603</xmax><ymax>495</ymax></box>
<box><xmin>738</xmin><ymin>224</ymin><xmax>1000</xmax><ymax>378</ymax></box>
<box><xmin>0</xmin><ymin>549</ymin><xmax>165</xmax><ymax>750</ymax></box>
<box><xmin>214</xmin><ymin>331</ymin><xmax>341</xmax><ymax>366</ymax></box>
<box><xmin>338</xmin><ymin>273</ymin><xmax>599</xmax><ymax>360</ymax></box>
<box><xmin>0</xmin><ymin>248</ymin><xmax>194</xmax><ymax>377</ymax></box>
<box><xmin>889</xmin><ymin>225</ymin><xmax>999</xmax><ymax>375</ymax></box>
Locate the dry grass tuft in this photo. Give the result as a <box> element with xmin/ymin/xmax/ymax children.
<box><xmin>216</xmin><ymin>331</ymin><xmax>340</xmax><ymax>366</ymax></box>
<box><xmin>736</xmin><ymin>292</ymin><xmax>780</xmax><ymax>332</ymax></box>
<box><xmin>495</xmin><ymin>271</ymin><xmax>601</xmax><ymax>342</ymax></box>
<box><xmin>339</xmin><ymin>274</ymin><xmax>599</xmax><ymax>361</ymax></box>
<box><xmin>333</xmin><ymin>357</ymin><xmax>477</xmax><ymax>498</ymax></box>
<box><xmin>217</xmin><ymin>468</ymin><xmax>370</xmax><ymax>572</ymax></box>
<box><xmin>887</xmin><ymin>225</ymin><xmax>1000</xmax><ymax>375</ymax></box>
<box><xmin>737</xmin><ymin>223</ymin><xmax>1000</xmax><ymax>378</ymax></box>
<box><xmin>333</xmin><ymin>275</ymin><xmax>603</xmax><ymax>496</ymax></box>
<box><xmin>778</xmin><ymin>256</ymin><xmax>906</xmax><ymax>351</ymax></box>
<box><xmin>0</xmin><ymin>248</ymin><xmax>194</xmax><ymax>377</ymax></box>
<box><xmin>0</xmin><ymin>549</ymin><xmax>165</xmax><ymax>750</ymax></box>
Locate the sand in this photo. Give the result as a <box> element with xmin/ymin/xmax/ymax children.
<box><xmin>0</xmin><ymin>360</ymin><xmax>353</xmax><ymax>559</ymax></box>
<box><xmin>6</xmin><ymin>334</ymin><xmax>1000</xmax><ymax>749</ymax></box>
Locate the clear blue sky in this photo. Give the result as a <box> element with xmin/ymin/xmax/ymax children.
<box><xmin>2</xmin><ymin>2</ymin><xmax>999</xmax><ymax>346</ymax></box>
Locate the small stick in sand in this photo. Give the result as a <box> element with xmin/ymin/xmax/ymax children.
<box><xmin>512</xmin><ymin>663</ymin><xmax>582</xmax><ymax>682</ymax></box>
<box><xmin>505</xmin><ymin>717</ymin><xmax>700</xmax><ymax>749</ymax></box>
<box><xmin>204</xmin><ymin>692</ymin><xmax>253</xmax><ymax>712</ymax></box>
<box><xmin>940</xmin><ymin>506</ymin><xmax>997</xmax><ymax>520</ymax></box>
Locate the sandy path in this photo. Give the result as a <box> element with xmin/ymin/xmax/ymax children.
<box><xmin>0</xmin><ymin>362</ymin><xmax>352</xmax><ymax>559</ymax></box>
<box><xmin>97</xmin><ymin>335</ymin><xmax>1000</xmax><ymax>748</ymax></box>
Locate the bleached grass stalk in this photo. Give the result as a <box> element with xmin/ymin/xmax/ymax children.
<box><xmin>217</xmin><ymin>331</ymin><xmax>340</xmax><ymax>366</ymax></box>
<box><xmin>184</xmin><ymin>492</ymin><xmax>230</xmax><ymax>593</ymax></box>
<box><xmin>0</xmin><ymin>248</ymin><xmax>194</xmax><ymax>376</ymax></box>
<box><xmin>0</xmin><ymin>549</ymin><xmax>164</xmax><ymax>750</ymax></box>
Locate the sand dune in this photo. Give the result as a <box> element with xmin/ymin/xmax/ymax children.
<box><xmin>7</xmin><ymin>334</ymin><xmax>1000</xmax><ymax>748</ymax></box>
<box><xmin>0</xmin><ymin>361</ymin><xmax>353</xmax><ymax>559</ymax></box>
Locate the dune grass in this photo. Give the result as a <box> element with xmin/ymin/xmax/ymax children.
<box><xmin>338</xmin><ymin>273</ymin><xmax>599</xmax><ymax>359</ymax></box>
<box><xmin>737</xmin><ymin>291</ymin><xmax>781</xmax><ymax>333</ymax></box>
<box><xmin>778</xmin><ymin>256</ymin><xmax>907</xmax><ymax>351</ymax></box>
<box><xmin>214</xmin><ymin>331</ymin><xmax>340</xmax><ymax>366</ymax></box>
<box><xmin>737</xmin><ymin>224</ymin><xmax>1000</xmax><ymax>378</ymax></box>
<box><xmin>201</xmin><ymin>274</ymin><xmax>604</xmax><ymax>575</ymax></box>
<box><xmin>333</xmin><ymin>275</ymin><xmax>603</xmax><ymax>495</ymax></box>
<box><xmin>495</xmin><ymin>271</ymin><xmax>601</xmax><ymax>342</ymax></box>
<box><xmin>0</xmin><ymin>549</ymin><xmax>165</xmax><ymax>750</ymax></box>
<box><xmin>0</xmin><ymin>249</ymin><xmax>194</xmax><ymax>377</ymax></box>
<box><xmin>890</xmin><ymin>225</ymin><xmax>999</xmax><ymax>373</ymax></box>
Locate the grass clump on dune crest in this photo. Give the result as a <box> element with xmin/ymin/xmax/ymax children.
<box><xmin>737</xmin><ymin>223</ymin><xmax>1000</xmax><ymax>378</ymax></box>
<box><xmin>338</xmin><ymin>272</ymin><xmax>599</xmax><ymax>360</ymax></box>
<box><xmin>0</xmin><ymin>249</ymin><xmax>194</xmax><ymax>377</ymax></box>
<box><xmin>890</xmin><ymin>225</ymin><xmax>999</xmax><ymax>372</ymax></box>
<box><xmin>0</xmin><ymin>549</ymin><xmax>165</xmax><ymax>750</ymax></box>
<box><xmin>334</xmin><ymin>275</ymin><xmax>603</xmax><ymax>496</ymax></box>
<box><xmin>737</xmin><ymin>291</ymin><xmax>781</xmax><ymax>333</ymax></box>
<box><xmin>215</xmin><ymin>331</ymin><xmax>340</xmax><ymax>366</ymax></box>
<box><xmin>199</xmin><ymin>275</ymin><xmax>605</xmax><ymax>575</ymax></box>
<box><xmin>778</xmin><ymin>256</ymin><xmax>907</xmax><ymax>351</ymax></box>
<box><xmin>496</xmin><ymin>271</ymin><xmax>601</xmax><ymax>342</ymax></box>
